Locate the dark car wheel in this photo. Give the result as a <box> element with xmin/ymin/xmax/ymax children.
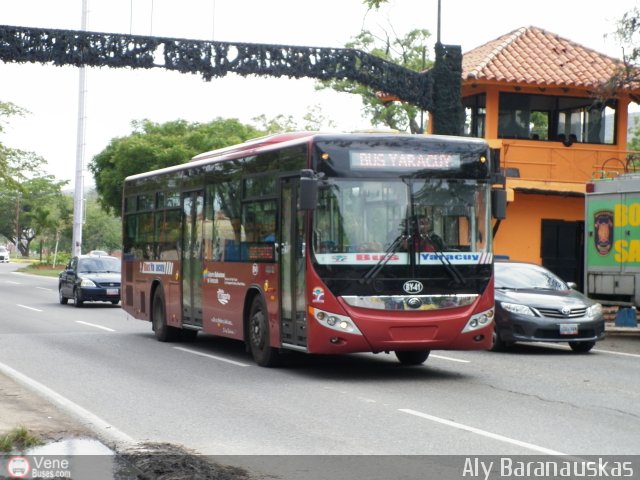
<box><xmin>569</xmin><ymin>341</ymin><xmax>595</xmax><ymax>353</ymax></box>
<box><xmin>395</xmin><ymin>350</ymin><xmax>430</xmax><ymax>365</ymax></box>
<box><xmin>490</xmin><ymin>327</ymin><xmax>508</xmax><ymax>352</ymax></box>
<box><xmin>59</xmin><ymin>287</ymin><xmax>68</xmax><ymax>305</ymax></box>
<box><xmin>73</xmin><ymin>288</ymin><xmax>84</xmax><ymax>307</ymax></box>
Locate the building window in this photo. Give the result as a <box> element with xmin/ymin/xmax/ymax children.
<box><xmin>463</xmin><ymin>94</ymin><xmax>486</xmax><ymax>138</ymax></box>
<box><xmin>496</xmin><ymin>93</ymin><xmax>616</xmax><ymax>144</ymax></box>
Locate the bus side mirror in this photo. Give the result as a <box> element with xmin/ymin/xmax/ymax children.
<box><xmin>492</xmin><ymin>188</ymin><xmax>507</xmax><ymax>220</ymax></box>
<box><xmin>299</xmin><ymin>170</ymin><xmax>318</xmax><ymax>210</ymax></box>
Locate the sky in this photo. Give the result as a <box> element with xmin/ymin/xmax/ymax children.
<box><xmin>0</xmin><ymin>0</ymin><xmax>637</xmax><ymax>189</ymax></box>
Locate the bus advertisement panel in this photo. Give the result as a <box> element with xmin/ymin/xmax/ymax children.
<box><xmin>122</xmin><ymin>132</ymin><xmax>502</xmax><ymax>366</ymax></box>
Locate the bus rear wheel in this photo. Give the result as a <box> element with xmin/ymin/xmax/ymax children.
<box><xmin>395</xmin><ymin>350</ymin><xmax>430</xmax><ymax>365</ymax></box>
<box><xmin>152</xmin><ymin>289</ymin><xmax>179</xmax><ymax>342</ymax></box>
<box><xmin>248</xmin><ymin>295</ymin><xmax>279</xmax><ymax>367</ymax></box>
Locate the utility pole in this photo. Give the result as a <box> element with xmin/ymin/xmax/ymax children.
<box><xmin>72</xmin><ymin>0</ymin><xmax>88</xmax><ymax>257</ymax></box>
<box><xmin>437</xmin><ymin>0</ymin><xmax>441</xmax><ymax>44</ymax></box>
<box><xmin>15</xmin><ymin>193</ymin><xmax>21</xmax><ymax>256</ymax></box>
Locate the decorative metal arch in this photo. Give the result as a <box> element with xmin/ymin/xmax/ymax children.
<box><xmin>0</xmin><ymin>24</ymin><xmax>463</xmax><ymax>135</ymax></box>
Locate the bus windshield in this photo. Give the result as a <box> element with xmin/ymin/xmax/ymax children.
<box><xmin>312</xmin><ymin>177</ymin><xmax>490</xmax><ymax>265</ymax></box>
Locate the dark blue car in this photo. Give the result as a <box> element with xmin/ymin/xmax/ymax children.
<box><xmin>59</xmin><ymin>255</ymin><xmax>121</xmax><ymax>307</ymax></box>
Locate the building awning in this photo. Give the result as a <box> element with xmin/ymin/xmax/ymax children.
<box><xmin>506</xmin><ymin>179</ymin><xmax>585</xmax><ymax>198</ymax></box>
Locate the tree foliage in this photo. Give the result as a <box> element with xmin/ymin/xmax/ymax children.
<box><xmin>89</xmin><ymin>118</ymin><xmax>263</xmax><ymax>215</ymax></box>
<box><xmin>0</xmin><ymin>155</ymin><xmax>68</xmax><ymax>257</ymax></box>
<box><xmin>251</xmin><ymin>105</ymin><xmax>336</xmax><ymax>134</ymax></box>
<box><xmin>317</xmin><ymin>29</ymin><xmax>433</xmax><ymax>133</ymax></box>
<box><xmin>0</xmin><ymin>101</ymin><xmax>69</xmax><ymax>257</ymax></box>
<box><xmin>82</xmin><ymin>191</ymin><xmax>122</xmax><ymax>254</ymax></box>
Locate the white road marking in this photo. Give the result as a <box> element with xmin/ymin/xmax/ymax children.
<box><xmin>76</xmin><ymin>321</ymin><xmax>116</xmax><ymax>332</ymax></box>
<box><xmin>6</xmin><ymin>280</ymin><xmax>21</xmax><ymax>284</ymax></box>
<box><xmin>17</xmin><ymin>304</ymin><xmax>42</xmax><ymax>312</ymax></box>
<box><xmin>0</xmin><ymin>361</ymin><xmax>135</xmax><ymax>448</ymax></box>
<box><xmin>431</xmin><ymin>354</ymin><xmax>470</xmax><ymax>363</ymax></box>
<box><xmin>529</xmin><ymin>342</ymin><xmax>640</xmax><ymax>359</ymax></box>
<box><xmin>592</xmin><ymin>348</ymin><xmax>640</xmax><ymax>359</ymax></box>
<box><xmin>173</xmin><ymin>346</ymin><xmax>251</xmax><ymax>367</ymax></box>
<box><xmin>399</xmin><ymin>408</ymin><xmax>566</xmax><ymax>455</ymax></box>
<box><xmin>36</xmin><ymin>287</ymin><xmax>52</xmax><ymax>291</ymax></box>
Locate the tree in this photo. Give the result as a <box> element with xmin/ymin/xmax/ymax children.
<box><xmin>0</xmin><ymin>168</ymin><xmax>68</xmax><ymax>257</ymax></box>
<box><xmin>251</xmin><ymin>105</ymin><xmax>337</xmax><ymax>135</ymax></box>
<box><xmin>82</xmin><ymin>191</ymin><xmax>122</xmax><ymax>253</ymax></box>
<box><xmin>0</xmin><ymin>101</ymin><xmax>27</xmax><ymax>188</ymax></box>
<box><xmin>316</xmin><ymin>28</ymin><xmax>433</xmax><ymax>133</ymax></box>
<box><xmin>0</xmin><ymin>102</ymin><xmax>68</xmax><ymax>257</ymax></box>
<box><xmin>89</xmin><ymin>118</ymin><xmax>263</xmax><ymax>215</ymax></box>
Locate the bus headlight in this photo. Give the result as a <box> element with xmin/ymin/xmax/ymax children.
<box><xmin>462</xmin><ymin>308</ymin><xmax>494</xmax><ymax>333</ymax></box>
<box><xmin>310</xmin><ymin>307</ymin><xmax>363</xmax><ymax>335</ymax></box>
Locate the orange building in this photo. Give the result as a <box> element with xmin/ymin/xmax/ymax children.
<box><xmin>460</xmin><ymin>26</ymin><xmax>640</xmax><ymax>289</ymax></box>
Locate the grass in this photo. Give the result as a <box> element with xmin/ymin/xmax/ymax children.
<box><xmin>0</xmin><ymin>426</ymin><xmax>43</xmax><ymax>452</ymax></box>
<box><xmin>17</xmin><ymin>263</ymin><xmax>64</xmax><ymax>278</ymax></box>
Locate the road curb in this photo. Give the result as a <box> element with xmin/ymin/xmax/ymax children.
<box><xmin>605</xmin><ymin>322</ymin><xmax>640</xmax><ymax>337</ymax></box>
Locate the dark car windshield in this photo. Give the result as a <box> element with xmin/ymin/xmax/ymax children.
<box><xmin>495</xmin><ymin>263</ymin><xmax>568</xmax><ymax>291</ymax></box>
<box><xmin>78</xmin><ymin>257</ymin><xmax>121</xmax><ymax>273</ymax></box>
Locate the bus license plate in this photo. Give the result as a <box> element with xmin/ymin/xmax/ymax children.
<box><xmin>559</xmin><ymin>323</ymin><xmax>578</xmax><ymax>335</ymax></box>
<box><xmin>107</xmin><ymin>288</ymin><xmax>119</xmax><ymax>296</ymax></box>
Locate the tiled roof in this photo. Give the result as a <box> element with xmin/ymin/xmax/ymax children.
<box><xmin>462</xmin><ymin>26</ymin><xmax>625</xmax><ymax>89</ymax></box>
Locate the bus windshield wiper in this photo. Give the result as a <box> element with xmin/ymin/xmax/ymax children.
<box><xmin>420</xmin><ymin>233</ymin><xmax>466</xmax><ymax>286</ymax></box>
<box><xmin>360</xmin><ymin>233</ymin><xmax>408</xmax><ymax>285</ymax></box>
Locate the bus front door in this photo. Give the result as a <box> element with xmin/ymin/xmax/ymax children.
<box><xmin>279</xmin><ymin>178</ymin><xmax>308</xmax><ymax>349</ymax></box>
<box><xmin>181</xmin><ymin>190</ymin><xmax>204</xmax><ymax>329</ymax></box>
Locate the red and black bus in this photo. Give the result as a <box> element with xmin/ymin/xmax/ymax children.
<box><xmin>122</xmin><ymin>132</ymin><xmax>504</xmax><ymax>366</ymax></box>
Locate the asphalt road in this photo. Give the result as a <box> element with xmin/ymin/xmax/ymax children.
<box><xmin>1</xmin><ymin>262</ymin><xmax>639</xmax><ymax>461</ymax></box>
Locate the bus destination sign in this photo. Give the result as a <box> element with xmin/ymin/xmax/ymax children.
<box><xmin>350</xmin><ymin>151</ymin><xmax>461</xmax><ymax>171</ymax></box>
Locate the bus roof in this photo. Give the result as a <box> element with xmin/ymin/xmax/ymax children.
<box><xmin>125</xmin><ymin>132</ymin><xmax>489</xmax><ymax>182</ymax></box>
<box><xmin>190</xmin><ymin>131</ymin><xmax>316</xmax><ymax>163</ymax></box>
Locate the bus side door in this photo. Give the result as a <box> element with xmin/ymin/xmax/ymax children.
<box><xmin>181</xmin><ymin>190</ymin><xmax>204</xmax><ymax>328</ymax></box>
<box><xmin>279</xmin><ymin>177</ymin><xmax>307</xmax><ymax>349</ymax></box>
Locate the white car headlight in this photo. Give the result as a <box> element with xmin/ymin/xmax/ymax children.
<box><xmin>80</xmin><ymin>278</ymin><xmax>97</xmax><ymax>287</ymax></box>
<box><xmin>586</xmin><ymin>303</ymin><xmax>603</xmax><ymax>319</ymax></box>
<box><xmin>500</xmin><ymin>302</ymin><xmax>535</xmax><ymax>316</ymax></box>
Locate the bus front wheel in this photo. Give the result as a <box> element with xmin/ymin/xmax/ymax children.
<box><xmin>248</xmin><ymin>295</ymin><xmax>279</xmax><ymax>367</ymax></box>
<box><xmin>152</xmin><ymin>289</ymin><xmax>179</xmax><ymax>342</ymax></box>
<box><xmin>395</xmin><ymin>350</ymin><xmax>430</xmax><ymax>365</ymax></box>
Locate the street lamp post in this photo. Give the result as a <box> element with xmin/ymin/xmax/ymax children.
<box><xmin>71</xmin><ymin>0</ymin><xmax>88</xmax><ymax>257</ymax></box>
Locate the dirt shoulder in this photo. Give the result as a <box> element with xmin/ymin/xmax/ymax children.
<box><xmin>0</xmin><ymin>372</ymin><xmax>253</xmax><ymax>479</ymax></box>
<box><xmin>0</xmin><ymin>371</ymin><xmax>94</xmax><ymax>444</ymax></box>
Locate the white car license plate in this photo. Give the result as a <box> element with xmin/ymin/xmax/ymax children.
<box><xmin>107</xmin><ymin>288</ymin><xmax>119</xmax><ymax>296</ymax></box>
<box><xmin>559</xmin><ymin>323</ymin><xmax>578</xmax><ymax>335</ymax></box>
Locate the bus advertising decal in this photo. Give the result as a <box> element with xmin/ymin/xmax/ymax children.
<box><xmin>315</xmin><ymin>253</ymin><xmax>408</xmax><ymax>265</ymax></box>
<box><xmin>140</xmin><ymin>261</ymin><xmax>174</xmax><ymax>275</ymax></box>
<box><xmin>203</xmin><ymin>270</ymin><xmax>246</xmax><ymax>287</ymax></box>
<box><xmin>315</xmin><ymin>252</ymin><xmax>492</xmax><ymax>265</ymax></box>
<box><xmin>203</xmin><ymin>269</ymin><xmax>225</xmax><ymax>284</ymax></box>
<box><xmin>210</xmin><ymin>316</ymin><xmax>235</xmax><ymax>335</ymax></box>
<box><xmin>418</xmin><ymin>252</ymin><xmax>493</xmax><ymax>265</ymax></box>
<box><xmin>217</xmin><ymin>289</ymin><xmax>231</xmax><ymax>305</ymax></box>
